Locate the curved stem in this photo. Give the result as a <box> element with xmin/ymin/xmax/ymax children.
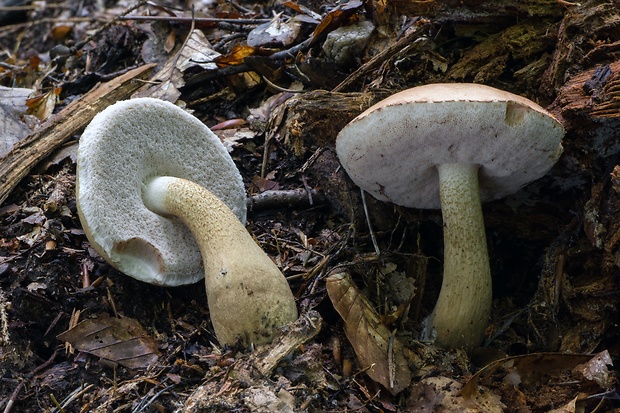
<box><xmin>426</xmin><ymin>163</ymin><xmax>492</xmax><ymax>349</ymax></box>
<box><xmin>144</xmin><ymin>176</ymin><xmax>298</xmax><ymax>346</ymax></box>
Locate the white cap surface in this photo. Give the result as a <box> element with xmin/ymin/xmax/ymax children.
<box><xmin>336</xmin><ymin>83</ymin><xmax>564</xmax><ymax>209</ymax></box>
<box><xmin>77</xmin><ymin>98</ymin><xmax>247</xmax><ymax>286</ymax></box>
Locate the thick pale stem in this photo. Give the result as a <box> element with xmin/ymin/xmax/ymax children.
<box><xmin>144</xmin><ymin>176</ymin><xmax>298</xmax><ymax>346</ymax></box>
<box><xmin>426</xmin><ymin>163</ymin><xmax>492</xmax><ymax>349</ymax></box>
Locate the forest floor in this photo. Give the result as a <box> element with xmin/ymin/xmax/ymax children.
<box><xmin>1</xmin><ymin>0</ymin><xmax>620</xmax><ymax>412</ymax></box>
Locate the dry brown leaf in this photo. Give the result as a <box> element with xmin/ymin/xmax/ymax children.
<box><xmin>57</xmin><ymin>314</ymin><xmax>159</xmax><ymax>370</ymax></box>
<box><xmin>213</xmin><ymin>128</ymin><xmax>256</xmax><ymax>153</ymax></box>
<box><xmin>308</xmin><ymin>0</ymin><xmax>363</xmax><ymax>47</ymax></box>
<box><xmin>407</xmin><ymin>376</ymin><xmax>504</xmax><ymax>413</ymax></box>
<box><xmin>51</xmin><ymin>25</ymin><xmax>72</xmax><ymax>41</ymax></box>
<box><xmin>326</xmin><ymin>272</ymin><xmax>412</xmax><ymax>395</ymax></box>
<box><xmin>251</xmin><ymin>175</ymin><xmax>281</xmax><ymax>192</ymax></box>
<box><xmin>26</xmin><ymin>87</ymin><xmax>60</xmax><ymax>121</ymax></box>
<box><xmin>462</xmin><ymin>351</ymin><xmax>613</xmax><ymax>410</ymax></box>
<box><xmin>215</xmin><ymin>44</ymin><xmax>256</xmax><ymax>67</ymax></box>
<box><xmin>284</xmin><ymin>2</ymin><xmax>322</xmax><ymax>20</ymax></box>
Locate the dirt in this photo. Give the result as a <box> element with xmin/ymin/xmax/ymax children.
<box><xmin>1</xmin><ymin>0</ymin><xmax>619</xmax><ymax>411</ymax></box>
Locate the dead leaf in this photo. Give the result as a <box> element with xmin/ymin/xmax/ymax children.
<box><xmin>0</xmin><ymin>86</ymin><xmax>33</xmax><ymax>157</ymax></box>
<box><xmin>137</xmin><ymin>29</ymin><xmax>220</xmax><ymax>102</ymax></box>
<box><xmin>462</xmin><ymin>351</ymin><xmax>612</xmax><ymax>410</ymax></box>
<box><xmin>574</xmin><ymin>350</ymin><xmax>614</xmax><ymax>388</ymax></box>
<box><xmin>215</xmin><ymin>44</ymin><xmax>256</xmax><ymax>67</ymax></box>
<box><xmin>57</xmin><ymin>314</ymin><xmax>159</xmax><ymax>370</ymax></box>
<box><xmin>407</xmin><ymin>376</ymin><xmax>504</xmax><ymax>413</ymax></box>
<box><xmin>213</xmin><ymin>128</ymin><xmax>256</xmax><ymax>153</ymax></box>
<box><xmin>283</xmin><ymin>1</ymin><xmax>322</xmax><ymax>21</ymax></box>
<box><xmin>548</xmin><ymin>397</ymin><xmax>578</xmax><ymax>413</ymax></box>
<box><xmin>26</xmin><ymin>88</ymin><xmax>62</xmax><ymax>121</ymax></box>
<box><xmin>247</xmin><ymin>15</ymin><xmax>302</xmax><ymax>47</ymax></box>
<box><xmin>251</xmin><ymin>175</ymin><xmax>281</xmax><ymax>192</ymax></box>
<box><xmin>26</xmin><ymin>87</ymin><xmax>61</xmax><ymax>121</ymax></box>
<box><xmin>177</xmin><ymin>30</ymin><xmax>221</xmax><ymax>72</ymax></box>
<box><xmin>326</xmin><ymin>272</ymin><xmax>412</xmax><ymax>395</ymax></box>
<box><xmin>309</xmin><ymin>0</ymin><xmax>363</xmax><ymax>47</ymax></box>
<box><xmin>51</xmin><ymin>25</ymin><xmax>72</xmax><ymax>41</ymax></box>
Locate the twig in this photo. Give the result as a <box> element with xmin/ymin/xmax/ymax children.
<box><xmin>119</xmin><ymin>15</ymin><xmax>270</xmax><ymax>25</ymax></box>
<box><xmin>183</xmin><ymin>38</ymin><xmax>311</xmax><ymax>88</ymax></box>
<box><xmin>0</xmin><ymin>63</ymin><xmax>156</xmax><ymax>206</ymax></box>
<box><xmin>0</xmin><ymin>291</ymin><xmax>10</xmax><ymax>345</ymax></box>
<box><xmin>332</xmin><ymin>23</ymin><xmax>430</xmax><ymax>92</ymax></box>
<box><xmin>262</xmin><ymin>76</ymin><xmax>304</xmax><ymax>93</ymax></box>
<box><xmin>132</xmin><ymin>383</ymin><xmax>175</xmax><ymax>413</ymax></box>
<box><xmin>260</xmin><ymin>130</ymin><xmax>277</xmax><ymax>179</ymax></box>
<box><xmin>361</xmin><ymin>189</ymin><xmax>380</xmax><ymax>256</ymax></box>
<box><xmin>247</xmin><ymin>189</ymin><xmax>322</xmax><ymax>212</ymax></box>
<box><xmin>49</xmin><ymin>384</ymin><xmax>95</xmax><ymax>413</ymax></box>
<box><xmin>4</xmin><ymin>349</ymin><xmax>59</xmax><ymax>413</ymax></box>
<box><xmin>4</xmin><ymin>383</ymin><xmax>24</xmax><ymax>413</ymax></box>
<box><xmin>388</xmin><ymin>329</ymin><xmax>396</xmax><ymax>390</ymax></box>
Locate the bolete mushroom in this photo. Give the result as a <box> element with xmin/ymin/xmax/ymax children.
<box><xmin>77</xmin><ymin>97</ymin><xmax>297</xmax><ymax>346</ymax></box>
<box><xmin>336</xmin><ymin>83</ymin><xmax>564</xmax><ymax>349</ymax></box>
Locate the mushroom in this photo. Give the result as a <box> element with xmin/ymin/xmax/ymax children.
<box><xmin>77</xmin><ymin>97</ymin><xmax>297</xmax><ymax>346</ymax></box>
<box><xmin>336</xmin><ymin>83</ymin><xmax>564</xmax><ymax>349</ymax></box>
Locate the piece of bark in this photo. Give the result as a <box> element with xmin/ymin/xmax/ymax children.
<box><xmin>271</xmin><ymin>89</ymin><xmax>377</xmax><ymax>157</ymax></box>
<box><xmin>548</xmin><ymin>59</ymin><xmax>620</xmax><ymax>181</ymax></box>
<box><xmin>541</xmin><ymin>2</ymin><xmax>620</xmax><ymax>97</ymax></box>
<box><xmin>390</xmin><ymin>0</ymin><xmax>565</xmax><ymax>22</ymax></box>
<box><xmin>268</xmin><ymin>89</ymin><xmax>398</xmax><ymax>229</ymax></box>
<box><xmin>247</xmin><ymin>188</ymin><xmax>323</xmax><ymax>212</ymax></box>
<box><xmin>0</xmin><ymin>63</ymin><xmax>156</xmax><ymax>206</ymax></box>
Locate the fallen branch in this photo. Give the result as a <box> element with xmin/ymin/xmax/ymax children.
<box><xmin>247</xmin><ymin>188</ymin><xmax>322</xmax><ymax>212</ymax></box>
<box><xmin>0</xmin><ymin>63</ymin><xmax>156</xmax><ymax>206</ymax></box>
<box><xmin>119</xmin><ymin>15</ymin><xmax>271</xmax><ymax>25</ymax></box>
<box><xmin>331</xmin><ymin>23</ymin><xmax>430</xmax><ymax>93</ymax></box>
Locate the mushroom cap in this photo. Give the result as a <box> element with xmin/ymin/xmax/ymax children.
<box><xmin>336</xmin><ymin>83</ymin><xmax>564</xmax><ymax>209</ymax></box>
<box><xmin>77</xmin><ymin>98</ymin><xmax>247</xmax><ymax>286</ymax></box>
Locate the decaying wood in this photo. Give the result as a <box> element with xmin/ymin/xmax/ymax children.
<box><xmin>182</xmin><ymin>311</ymin><xmax>322</xmax><ymax>412</ymax></box>
<box><xmin>390</xmin><ymin>0</ymin><xmax>566</xmax><ymax>22</ymax></box>
<box><xmin>0</xmin><ymin>63</ymin><xmax>156</xmax><ymax>206</ymax></box>
<box><xmin>550</xmin><ymin>60</ymin><xmax>620</xmax><ymax>122</ymax></box>
<box><xmin>247</xmin><ymin>188</ymin><xmax>323</xmax><ymax>212</ymax></box>
<box><xmin>541</xmin><ymin>1</ymin><xmax>620</xmax><ymax>96</ymax></box>
<box><xmin>272</xmin><ymin>90</ymin><xmax>377</xmax><ymax>157</ymax></box>
<box><xmin>248</xmin><ymin>310</ymin><xmax>322</xmax><ymax>376</ymax></box>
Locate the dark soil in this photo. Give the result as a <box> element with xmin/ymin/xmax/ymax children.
<box><xmin>1</xmin><ymin>0</ymin><xmax>619</xmax><ymax>411</ymax></box>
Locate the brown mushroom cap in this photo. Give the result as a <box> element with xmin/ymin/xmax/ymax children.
<box><xmin>336</xmin><ymin>83</ymin><xmax>564</xmax><ymax>209</ymax></box>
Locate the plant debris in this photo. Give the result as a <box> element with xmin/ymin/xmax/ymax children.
<box><xmin>1</xmin><ymin>0</ymin><xmax>620</xmax><ymax>411</ymax></box>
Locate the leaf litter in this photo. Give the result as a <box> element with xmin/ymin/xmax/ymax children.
<box><xmin>0</xmin><ymin>0</ymin><xmax>619</xmax><ymax>411</ymax></box>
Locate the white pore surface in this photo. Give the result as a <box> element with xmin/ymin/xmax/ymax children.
<box><xmin>336</xmin><ymin>84</ymin><xmax>565</xmax><ymax>209</ymax></box>
<box><xmin>77</xmin><ymin>98</ymin><xmax>247</xmax><ymax>286</ymax></box>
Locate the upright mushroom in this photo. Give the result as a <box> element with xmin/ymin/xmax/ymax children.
<box><xmin>77</xmin><ymin>98</ymin><xmax>297</xmax><ymax>346</ymax></box>
<box><xmin>336</xmin><ymin>83</ymin><xmax>564</xmax><ymax>349</ymax></box>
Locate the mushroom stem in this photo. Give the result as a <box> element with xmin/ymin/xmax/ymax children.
<box><xmin>144</xmin><ymin>176</ymin><xmax>298</xmax><ymax>346</ymax></box>
<box><xmin>426</xmin><ymin>163</ymin><xmax>492</xmax><ymax>349</ymax></box>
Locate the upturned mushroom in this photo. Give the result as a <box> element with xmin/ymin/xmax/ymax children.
<box><xmin>336</xmin><ymin>83</ymin><xmax>564</xmax><ymax>349</ymax></box>
<box><xmin>77</xmin><ymin>98</ymin><xmax>297</xmax><ymax>346</ymax></box>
